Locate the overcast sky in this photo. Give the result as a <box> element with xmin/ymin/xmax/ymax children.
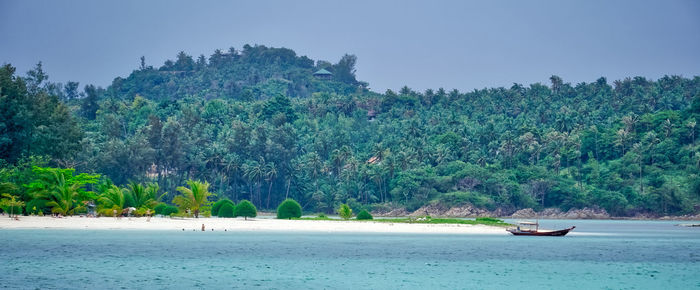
<box><xmin>1</xmin><ymin>0</ymin><xmax>699</xmax><ymax>93</ymax></box>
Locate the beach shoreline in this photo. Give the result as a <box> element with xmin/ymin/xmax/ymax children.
<box><xmin>0</xmin><ymin>215</ymin><xmax>508</xmax><ymax>235</ymax></box>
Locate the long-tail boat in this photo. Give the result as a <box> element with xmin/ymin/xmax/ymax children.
<box><xmin>507</xmin><ymin>220</ymin><xmax>575</xmax><ymax>236</ymax></box>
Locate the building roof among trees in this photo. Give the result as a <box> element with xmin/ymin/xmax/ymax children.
<box><xmin>313</xmin><ymin>68</ymin><xmax>332</xmax><ymax>76</ymax></box>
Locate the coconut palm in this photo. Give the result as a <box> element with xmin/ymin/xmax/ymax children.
<box><xmin>264</xmin><ymin>161</ymin><xmax>277</xmax><ymax>209</ymax></box>
<box><xmin>126</xmin><ymin>182</ymin><xmax>160</xmax><ymax>212</ymax></box>
<box><xmin>243</xmin><ymin>161</ymin><xmax>263</xmax><ymax>206</ymax></box>
<box><xmin>45</xmin><ymin>173</ymin><xmax>84</xmax><ymax>216</ymax></box>
<box><xmin>97</xmin><ymin>185</ymin><xmax>126</xmax><ymax>216</ymax></box>
<box><xmin>173</xmin><ymin>180</ymin><xmax>211</xmax><ymax>218</ymax></box>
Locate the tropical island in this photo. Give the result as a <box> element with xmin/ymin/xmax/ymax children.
<box><xmin>1</xmin><ymin>45</ymin><xmax>700</xmax><ymax>228</ymax></box>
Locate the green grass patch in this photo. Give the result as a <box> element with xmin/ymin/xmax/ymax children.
<box><xmin>292</xmin><ymin>216</ymin><xmax>509</xmax><ymax>227</ymax></box>
<box><xmin>371</xmin><ymin>217</ymin><xmax>510</xmax><ymax>227</ymax></box>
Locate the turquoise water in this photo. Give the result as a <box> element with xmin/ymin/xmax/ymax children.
<box><xmin>1</xmin><ymin>220</ymin><xmax>698</xmax><ymax>289</ymax></box>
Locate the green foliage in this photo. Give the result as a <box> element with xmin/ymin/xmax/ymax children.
<box><xmin>160</xmin><ymin>205</ymin><xmax>179</xmax><ymax>216</ymax></box>
<box><xmin>277</xmin><ymin>199</ymin><xmax>302</xmax><ymax>219</ymax></box>
<box><xmin>2</xmin><ymin>48</ymin><xmax>699</xmax><ymax>218</ymax></box>
<box><xmin>356</xmin><ymin>209</ymin><xmax>373</xmax><ymax>220</ymax></box>
<box><xmin>125</xmin><ymin>182</ymin><xmax>159</xmax><ymax>212</ymax></box>
<box><xmin>153</xmin><ymin>203</ymin><xmax>167</xmax><ymax>215</ymax></box>
<box><xmin>218</xmin><ymin>203</ymin><xmax>235</xmax><ymax>218</ymax></box>
<box><xmin>212</xmin><ymin>199</ymin><xmax>235</xmax><ymax>216</ymax></box>
<box><xmin>0</xmin><ymin>193</ymin><xmax>25</xmax><ymax>217</ymax></box>
<box><xmin>438</xmin><ymin>191</ymin><xmax>494</xmax><ymax>210</ymax></box>
<box><xmin>338</xmin><ymin>203</ymin><xmax>352</xmax><ymax>220</ymax></box>
<box><xmin>25</xmin><ymin>167</ymin><xmax>99</xmax><ymax>216</ymax></box>
<box><xmin>0</xmin><ymin>64</ymin><xmax>83</xmax><ymax>164</ymax></box>
<box><xmin>234</xmin><ymin>199</ymin><xmax>257</xmax><ymax>220</ymax></box>
<box><xmin>475</xmin><ymin>217</ymin><xmax>502</xmax><ymax>223</ymax></box>
<box><xmin>173</xmin><ymin>180</ymin><xmax>211</xmax><ymax>218</ymax></box>
<box><xmin>97</xmin><ymin>185</ymin><xmax>125</xmax><ymax>216</ymax></box>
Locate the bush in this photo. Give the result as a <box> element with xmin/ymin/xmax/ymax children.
<box><xmin>161</xmin><ymin>205</ymin><xmax>179</xmax><ymax>216</ymax></box>
<box><xmin>277</xmin><ymin>199</ymin><xmax>302</xmax><ymax>219</ymax></box>
<box><xmin>212</xmin><ymin>199</ymin><xmax>235</xmax><ymax>216</ymax></box>
<box><xmin>338</xmin><ymin>203</ymin><xmax>352</xmax><ymax>220</ymax></box>
<box><xmin>356</xmin><ymin>209</ymin><xmax>373</xmax><ymax>220</ymax></box>
<box><xmin>234</xmin><ymin>200</ymin><xmax>257</xmax><ymax>220</ymax></box>
<box><xmin>154</xmin><ymin>203</ymin><xmax>167</xmax><ymax>215</ymax></box>
<box><xmin>218</xmin><ymin>203</ymin><xmax>235</xmax><ymax>218</ymax></box>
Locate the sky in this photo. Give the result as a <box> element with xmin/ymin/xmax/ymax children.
<box><xmin>1</xmin><ymin>0</ymin><xmax>699</xmax><ymax>93</ymax></box>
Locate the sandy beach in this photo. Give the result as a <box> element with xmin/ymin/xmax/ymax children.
<box><xmin>0</xmin><ymin>215</ymin><xmax>508</xmax><ymax>234</ymax></box>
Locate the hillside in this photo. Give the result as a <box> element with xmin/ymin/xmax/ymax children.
<box><xmin>106</xmin><ymin>44</ymin><xmax>367</xmax><ymax>101</ymax></box>
<box><xmin>1</xmin><ymin>45</ymin><xmax>699</xmax><ymax>217</ymax></box>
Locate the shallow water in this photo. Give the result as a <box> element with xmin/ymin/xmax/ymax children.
<box><xmin>1</xmin><ymin>220</ymin><xmax>698</xmax><ymax>289</ymax></box>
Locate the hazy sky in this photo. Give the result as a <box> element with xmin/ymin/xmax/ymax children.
<box><xmin>1</xmin><ymin>0</ymin><xmax>699</xmax><ymax>93</ymax></box>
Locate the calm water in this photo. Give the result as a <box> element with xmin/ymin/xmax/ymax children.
<box><xmin>1</xmin><ymin>220</ymin><xmax>699</xmax><ymax>289</ymax></box>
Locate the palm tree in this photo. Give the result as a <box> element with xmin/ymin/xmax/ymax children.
<box><xmin>221</xmin><ymin>153</ymin><xmax>241</xmax><ymax>200</ymax></box>
<box><xmin>264</xmin><ymin>162</ymin><xmax>277</xmax><ymax>209</ymax></box>
<box><xmin>126</xmin><ymin>182</ymin><xmax>159</xmax><ymax>211</ymax></box>
<box><xmin>305</xmin><ymin>152</ymin><xmax>322</xmax><ymax>193</ymax></box>
<box><xmin>25</xmin><ymin>168</ymin><xmax>99</xmax><ymax>216</ymax></box>
<box><xmin>243</xmin><ymin>161</ymin><xmax>263</xmax><ymax>206</ymax></box>
<box><xmin>45</xmin><ymin>173</ymin><xmax>84</xmax><ymax>216</ymax></box>
<box><xmin>97</xmin><ymin>185</ymin><xmax>126</xmax><ymax>216</ymax></box>
<box><xmin>173</xmin><ymin>180</ymin><xmax>211</xmax><ymax>218</ymax></box>
<box><xmin>615</xmin><ymin>129</ymin><xmax>632</xmax><ymax>156</ymax></box>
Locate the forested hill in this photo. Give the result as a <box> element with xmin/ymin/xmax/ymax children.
<box><xmin>106</xmin><ymin>44</ymin><xmax>367</xmax><ymax>101</ymax></box>
<box><xmin>1</xmin><ymin>45</ymin><xmax>700</xmax><ymax>217</ymax></box>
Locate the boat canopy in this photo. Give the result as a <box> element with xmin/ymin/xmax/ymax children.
<box><xmin>517</xmin><ymin>221</ymin><xmax>539</xmax><ymax>225</ymax></box>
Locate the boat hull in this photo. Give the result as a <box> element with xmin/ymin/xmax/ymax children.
<box><xmin>507</xmin><ymin>226</ymin><xmax>575</xmax><ymax>236</ymax></box>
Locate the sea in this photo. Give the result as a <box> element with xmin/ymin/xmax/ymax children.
<box><xmin>1</xmin><ymin>219</ymin><xmax>698</xmax><ymax>289</ymax></box>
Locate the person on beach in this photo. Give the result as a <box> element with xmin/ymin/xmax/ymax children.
<box><xmin>146</xmin><ymin>209</ymin><xmax>151</xmax><ymax>222</ymax></box>
<box><xmin>201</xmin><ymin>224</ymin><xmax>205</xmax><ymax>231</ymax></box>
<box><xmin>113</xmin><ymin>209</ymin><xmax>118</xmax><ymax>219</ymax></box>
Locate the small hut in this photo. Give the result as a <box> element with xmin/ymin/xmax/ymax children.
<box><xmin>367</xmin><ymin>109</ymin><xmax>377</xmax><ymax>121</ymax></box>
<box><xmin>313</xmin><ymin>68</ymin><xmax>333</xmax><ymax>80</ymax></box>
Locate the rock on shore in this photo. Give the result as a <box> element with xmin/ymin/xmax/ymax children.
<box><xmin>374</xmin><ymin>204</ymin><xmax>612</xmax><ymax>219</ymax></box>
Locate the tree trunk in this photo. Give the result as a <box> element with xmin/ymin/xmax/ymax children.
<box><xmin>285</xmin><ymin>179</ymin><xmax>291</xmax><ymax>200</ymax></box>
<box><xmin>266</xmin><ymin>181</ymin><xmax>273</xmax><ymax>209</ymax></box>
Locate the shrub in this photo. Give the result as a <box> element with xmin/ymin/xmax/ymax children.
<box><xmin>318</xmin><ymin>213</ymin><xmax>327</xmax><ymax>218</ymax></box>
<box><xmin>234</xmin><ymin>200</ymin><xmax>257</xmax><ymax>220</ymax></box>
<box><xmin>356</xmin><ymin>209</ymin><xmax>373</xmax><ymax>220</ymax></box>
<box><xmin>212</xmin><ymin>199</ymin><xmax>235</xmax><ymax>216</ymax></box>
<box><xmin>161</xmin><ymin>205</ymin><xmax>179</xmax><ymax>216</ymax></box>
<box><xmin>277</xmin><ymin>199</ymin><xmax>302</xmax><ymax>219</ymax></box>
<box><xmin>338</xmin><ymin>203</ymin><xmax>352</xmax><ymax>220</ymax></box>
<box><xmin>154</xmin><ymin>203</ymin><xmax>167</xmax><ymax>215</ymax></box>
<box><xmin>218</xmin><ymin>203</ymin><xmax>235</xmax><ymax>218</ymax></box>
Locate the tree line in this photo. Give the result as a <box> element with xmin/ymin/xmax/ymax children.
<box><xmin>1</xmin><ymin>46</ymin><xmax>699</xmax><ymax>217</ymax></box>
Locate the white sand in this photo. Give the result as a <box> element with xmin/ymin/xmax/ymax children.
<box><xmin>0</xmin><ymin>215</ymin><xmax>508</xmax><ymax>235</ymax></box>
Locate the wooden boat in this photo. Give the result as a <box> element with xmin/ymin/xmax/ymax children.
<box><xmin>507</xmin><ymin>221</ymin><xmax>575</xmax><ymax>236</ymax></box>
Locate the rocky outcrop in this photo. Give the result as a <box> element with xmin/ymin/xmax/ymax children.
<box><xmin>409</xmin><ymin>203</ymin><xmax>450</xmax><ymax>217</ymax></box>
<box><xmin>659</xmin><ymin>213</ymin><xmax>700</xmax><ymax>221</ymax></box>
<box><xmin>511</xmin><ymin>208</ymin><xmax>537</xmax><ymax>218</ymax></box>
<box><xmin>510</xmin><ymin>207</ymin><xmax>610</xmax><ymax>219</ymax></box>
<box><xmin>406</xmin><ymin>204</ymin><xmax>512</xmax><ymax>217</ymax></box>
<box><xmin>372</xmin><ymin>208</ymin><xmax>410</xmax><ymax>217</ymax></box>
<box><xmin>374</xmin><ymin>204</ymin><xmax>700</xmax><ymax>220</ymax></box>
